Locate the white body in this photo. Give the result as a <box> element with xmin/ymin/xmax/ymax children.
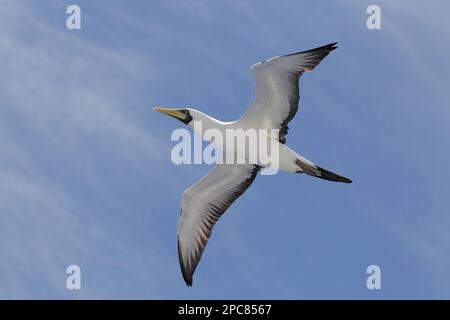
<box><xmin>188</xmin><ymin>110</ymin><xmax>307</xmax><ymax>173</ymax></box>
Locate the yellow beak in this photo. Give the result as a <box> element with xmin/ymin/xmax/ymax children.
<box><xmin>154</xmin><ymin>107</ymin><xmax>186</xmax><ymax>121</ymax></box>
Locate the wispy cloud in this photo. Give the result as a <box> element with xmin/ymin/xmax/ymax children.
<box><xmin>0</xmin><ymin>1</ymin><xmax>169</xmax><ymax>298</ymax></box>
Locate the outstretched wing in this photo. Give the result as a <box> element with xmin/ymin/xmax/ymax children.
<box><xmin>177</xmin><ymin>164</ymin><xmax>260</xmax><ymax>286</ymax></box>
<box><xmin>239</xmin><ymin>43</ymin><xmax>337</xmax><ymax>143</ymax></box>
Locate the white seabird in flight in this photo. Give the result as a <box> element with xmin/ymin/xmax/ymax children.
<box><xmin>155</xmin><ymin>43</ymin><xmax>352</xmax><ymax>286</ymax></box>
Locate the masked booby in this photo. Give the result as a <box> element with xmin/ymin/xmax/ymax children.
<box><xmin>155</xmin><ymin>42</ymin><xmax>352</xmax><ymax>286</ymax></box>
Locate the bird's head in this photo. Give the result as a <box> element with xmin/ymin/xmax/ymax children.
<box><xmin>154</xmin><ymin>107</ymin><xmax>194</xmax><ymax>125</ymax></box>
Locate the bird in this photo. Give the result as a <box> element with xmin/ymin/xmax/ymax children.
<box><xmin>154</xmin><ymin>42</ymin><xmax>352</xmax><ymax>286</ymax></box>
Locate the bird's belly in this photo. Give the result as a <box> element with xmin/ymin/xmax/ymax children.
<box><xmin>212</xmin><ymin>132</ymin><xmax>299</xmax><ymax>173</ymax></box>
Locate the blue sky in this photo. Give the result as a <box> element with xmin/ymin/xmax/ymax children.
<box><xmin>1</xmin><ymin>0</ymin><xmax>450</xmax><ymax>299</ymax></box>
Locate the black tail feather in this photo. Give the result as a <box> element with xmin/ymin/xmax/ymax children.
<box><xmin>295</xmin><ymin>159</ymin><xmax>352</xmax><ymax>184</ymax></box>
<box><xmin>315</xmin><ymin>166</ymin><xmax>352</xmax><ymax>183</ymax></box>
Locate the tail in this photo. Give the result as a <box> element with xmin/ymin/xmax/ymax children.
<box><xmin>295</xmin><ymin>159</ymin><xmax>352</xmax><ymax>184</ymax></box>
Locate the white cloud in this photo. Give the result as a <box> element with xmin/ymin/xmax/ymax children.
<box><xmin>0</xmin><ymin>1</ymin><xmax>168</xmax><ymax>298</ymax></box>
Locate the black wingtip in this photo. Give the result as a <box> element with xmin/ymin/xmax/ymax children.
<box><xmin>318</xmin><ymin>42</ymin><xmax>338</xmax><ymax>50</ymax></box>
<box><xmin>284</xmin><ymin>42</ymin><xmax>338</xmax><ymax>57</ymax></box>
<box><xmin>304</xmin><ymin>42</ymin><xmax>338</xmax><ymax>53</ymax></box>
<box><xmin>178</xmin><ymin>238</ymin><xmax>193</xmax><ymax>287</ymax></box>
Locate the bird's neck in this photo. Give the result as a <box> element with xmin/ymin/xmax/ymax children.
<box><xmin>188</xmin><ymin>112</ymin><xmax>225</xmax><ymax>134</ymax></box>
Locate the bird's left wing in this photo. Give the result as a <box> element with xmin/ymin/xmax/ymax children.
<box><xmin>239</xmin><ymin>43</ymin><xmax>337</xmax><ymax>143</ymax></box>
<box><xmin>177</xmin><ymin>164</ymin><xmax>260</xmax><ymax>286</ymax></box>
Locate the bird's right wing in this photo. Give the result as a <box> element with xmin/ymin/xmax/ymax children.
<box><xmin>178</xmin><ymin>164</ymin><xmax>260</xmax><ymax>286</ymax></box>
<box><xmin>239</xmin><ymin>43</ymin><xmax>337</xmax><ymax>143</ymax></box>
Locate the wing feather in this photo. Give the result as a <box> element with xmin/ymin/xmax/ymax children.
<box><xmin>177</xmin><ymin>164</ymin><xmax>259</xmax><ymax>286</ymax></box>
<box><xmin>239</xmin><ymin>43</ymin><xmax>337</xmax><ymax>143</ymax></box>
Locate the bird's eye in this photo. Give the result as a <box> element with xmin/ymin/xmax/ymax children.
<box><xmin>184</xmin><ymin>110</ymin><xmax>189</xmax><ymax>114</ymax></box>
